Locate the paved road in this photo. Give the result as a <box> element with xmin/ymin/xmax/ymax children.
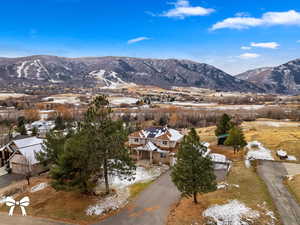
<box><xmin>0</xmin><ymin>174</ymin><xmax>24</xmax><ymax>189</ymax></box>
<box><xmin>257</xmin><ymin>161</ymin><xmax>300</xmax><ymax>225</ymax></box>
<box><xmin>95</xmin><ymin>171</ymin><xmax>180</xmax><ymax>225</ymax></box>
<box><xmin>0</xmin><ymin>212</ymin><xmax>71</xmax><ymax>225</ymax></box>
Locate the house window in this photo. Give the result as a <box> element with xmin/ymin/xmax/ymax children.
<box><xmin>163</xmin><ymin>141</ymin><xmax>168</xmax><ymax>145</ymax></box>
<box><xmin>160</xmin><ymin>153</ymin><xmax>167</xmax><ymax>158</ymax></box>
<box><xmin>134</xmin><ymin>138</ymin><xmax>139</xmax><ymax>143</ymax></box>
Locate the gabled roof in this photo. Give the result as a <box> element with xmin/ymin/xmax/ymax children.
<box><xmin>135</xmin><ymin>141</ymin><xmax>169</xmax><ymax>153</ymax></box>
<box><xmin>12</xmin><ymin>137</ymin><xmax>44</xmax><ymax>165</ymax></box>
<box><xmin>129</xmin><ymin>126</ymin><xmax>183</xmax><ymax>142</ymax></box>
<box><xmin>13</xmin><ymin>137</ymin><xmax>43</xmax><ymax>149</ymax></box>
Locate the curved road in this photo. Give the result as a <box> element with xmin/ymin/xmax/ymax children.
<box><xmin>257</xmin><ymin>161</ymin><xmax>300</xmax><ymax>225</ymax></box>
<box><xmin>95</xmin><ymin>171</ymin><xmax>180</xmax><ymax>225</ymax></box>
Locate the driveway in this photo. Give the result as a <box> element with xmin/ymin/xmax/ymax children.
<box><xmin>95</xmin><ymin>171</ymin><xmax>180</xmax><ymax>225</ymax></box>
<box><xmin>0</xmin><ymin>212</ymin><xmax>71</xmax><ymax>225</ymax></box>
<box><xmin>0</xmin><ymin>174</ymin><xmax>24</xmax><ymax>189</ymax></box>
<box><xmin>257</xmin><ymin>161</ymin><xmax>300</xmax><ymax>225</ymax></box>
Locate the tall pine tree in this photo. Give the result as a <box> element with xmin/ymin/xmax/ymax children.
<box><xmin>171</xmin><ymin>128</ymin><xmax>216</xmax><ymax>204</ymax></box>
<box><xmin>83</xmin><ymin>95</ymin><xmax>136</xmax><ymax>194</ymax></box>
<box><xmin>42</xmin><ymin>95</ymin><xmax>136</xmax><ymax>194</ymax></box>
<box><xmin>215</xmin><ymin>113</ymin><xmax>232</xmax><ymax>137</ymax></box>
<box><xmin>224</xmin><ymin>126</ymin><xmax>247</xmax><ymax>154</ymax></box>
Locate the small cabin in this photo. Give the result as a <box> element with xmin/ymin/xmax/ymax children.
<box><xmin>217</xmin><ymin>134</ymin><xmax>229</xmax><ymax>145</ymax></box>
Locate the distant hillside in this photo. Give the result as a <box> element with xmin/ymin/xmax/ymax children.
<box><xmin>236</xmin><ymin>59</ymin><xmax>300</xmax><ymax>94</ymax></box>
<box><xmin>0</xmin><ymin>55</ymin><xmax>264</xmax><ymax>93</ymax></box>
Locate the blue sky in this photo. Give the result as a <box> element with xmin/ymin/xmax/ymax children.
<box><xmin>1</xmin><ymin>0</ymin><xmax>300</xmax><ymax>74</ymax></box>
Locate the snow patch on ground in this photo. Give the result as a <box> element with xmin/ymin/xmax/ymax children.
<box><xmin>287</xmin><ymin>155</ymin><xmax>297</xmax><ymax>161</ymax></box>
<box><xmin>206</xmin><ymin>105</ymin><xmax>265</xmax><ymax>111</ymax></box>
<box><xmin>257</xmin><ymin>202</ymin><xmax>277</xmax><ymax>225</ymax></box>
<box><xmin>108</xmin><ymin>166</ymin><xmax>167</xmax><ymax>189</ymax></box>
<box><xmin>42</xmin><ymin>96</ymin><xmax>81</xmax><ymax>105</ymax></box>
<box><xmin>203</xmin><ymin>200</ymin><xmax>260</xmax><ymax>225</ymax></box>
<box><xmin>31</xmin><ymin>183</ymin><xmax>48</xmax><ymax>193</ymax></box>
<box><xmin>109</xmin><ymin>97</ymin><xmax>139</xmax><ymax>105</ymax></box>
<box><xmin>246</xmin><ymin>141</ymin><xmax>274</xmax><ymax>161</ymax></box>
<box><xmin>217</xmin><ymin>182</ymin><xmax>239</xmax><ymax>190</ymax></box>
<box><xmin>86</xmin><ymin>188</ymin><xmax>129</xmax><ymax>216</ymax></box>
<box><xmin>86</xmin><ymin>165</ymin><xmax>168</xmax><ymax>216</ymax></box>
<box><xmin>254</xmin><ymin>121</ymin><xmax>300</xmax><ymax>127</ymax></box>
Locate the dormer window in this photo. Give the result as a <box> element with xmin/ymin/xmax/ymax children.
<box><xmin>163</xmin><ymin>141</ymin><xmax>168</xmax><ymax>145</ymax></box>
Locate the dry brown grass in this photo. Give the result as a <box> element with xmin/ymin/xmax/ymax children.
<box><xmin>286</xmin><ymin>174</ymin><xmax>300</xmax><ymax>204</ymax></box>
<box><xmin>242</xmin><ymin>121</ymin><xmax>300</xmax><ymax>162</ymax></box>
<box><xmin>167</xmin><ymin>161</ymin><xmax>280</xmax><ymax>225</ymax></box>
<box><xmin>196</xmin><ymin>126</ymin><xmax>217</xmax><ymax>143</ymax></box>
<box><xmin>197</xmin><ymin>120</ymin><xmax>300</xmax><ymax>162</ymax></box>
<box><xmin>0</xmin><ymin>177</ymin><xmax>100</xmax><ymax>225</ymax></box>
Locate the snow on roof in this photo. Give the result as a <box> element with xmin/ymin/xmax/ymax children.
<box><xmin>12</xmin><ymin>137</ymin><xmax>44</xmax><ymax>164</ymax></box>
<box><xmin>135</xmin><ymin>141</ymin><xmax>169</xmax><ymax>153</ymax></box>
<box><xmin>139</xmin><ymin>127</ymin><xmax>183</xmax><ymax>142</ymax></box>
<box><xmin>210</xmin><ymin>153</ymin><xmax>227</xmax><ymax>163</ymax></box>
<box><xmin>168</xmin><ymin>128</ymin><xmax>184</xmax><ymax>141</ymax></box>
<box><xmin>13</xmin><ymin>137</ymin><xmax>43</xmax><ymax>149</ymax></box>
<box><xmin>136</xmin><ymin>141</ymin><xmax>159</xmax><ymax>152</ymax></box>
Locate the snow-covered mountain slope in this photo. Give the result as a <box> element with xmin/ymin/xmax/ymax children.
<box><xmin>236</xmin><ymin>59</ymin><xmax>300</xmax><ymax>94</ymax></box>
<box><xmin>0</xmin><ymin>55</ymin><xmax>264</xmax><ymax>93</ymax></box>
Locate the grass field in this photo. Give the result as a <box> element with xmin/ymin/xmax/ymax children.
<box><xmin>197</xmin><ymin>119</ymin><xmax>300</xmax><ymax>162</ymax></box>
<box><xmin>286</xmin><ymin>174</ymin><xmax>300</xmax><ymax>204</ymax></box>
<box><xmin>167</xmin><ymin>161</ymin><xmax>280</xmax><ymax>225</ymax></box>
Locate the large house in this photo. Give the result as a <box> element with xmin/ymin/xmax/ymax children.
<box><xmin>128</xmin><ymin>126</ymin><xmax>184</xmax><ymax>164</ymax></box>
<box><xmin>0</xmin><ymin>137</ymin><xmax>45</xmax><ymax>175</ymax></box>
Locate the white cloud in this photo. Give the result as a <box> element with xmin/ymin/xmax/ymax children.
<box><xmin>235</xmin><ymin>12</ymin><xmax>251</xmax><ymax>17</ymax></box>
<box><xmin>127</xmin><ymin>37</ymin><xmax>150</xmax><ymax>44</ymax></box>
<box><xmin>211</xmin><ymin>10</ymin><xmax>300</xmax><ymax>30</ymax></box>
<box><xmin>161</xmin><ymin>0</ymin><xmax>214</xmax><ymax>19</ymax></box>
<box><xmin>239</xmin><ymin>53</ymin><xmax>260</xmax><ymax>59</ymax></box>
<box><xmin>297</xmin><ymin>40</ymin><xmax>300</xmax><ymax>43</ymax></box>
<box><xmin>251</xmin><ymin>42</ymin><xmax>279</xmax><ymax>49</ymax></box>
<box><xmin>241</xmin><ymin>46</ymin><xmax>252</xmax><ymax>50</ymax></box>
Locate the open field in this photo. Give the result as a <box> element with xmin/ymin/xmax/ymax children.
<box><xmin>242</xmin><ymin>120</ymin><xmax>300</xmax><ymax>162</ymax></box>
<box><xmin>286</xmin><ymin>174</ymin><xmax>300</xmax><ymax>204</ymax></box>
<box><xmin>167</xmin><ymin>161</ymin><xmax>279</xmax><ymax>225</ymax></box>
<box><xmin>0</xmin><ymin>93</ymin><xmax>27</xmax><ymax>100</ymax></box>
<box><xmin>197</xmin><ymin>119</ymin><xmax>300</xmax><ymax>162</ymax></box>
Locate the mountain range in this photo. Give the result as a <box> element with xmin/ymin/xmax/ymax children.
<box><xmin>0</xmin><ymin>55</ymin><xmax>299</xmax><ymax>95</ymax></box>
<box><xmin>236</xmin><ymin>59</ymin><xmax>300</xmax><ymax>95</ymax></box>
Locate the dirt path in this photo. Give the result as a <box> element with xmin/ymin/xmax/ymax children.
<box><xmin>94</xmin><ymin>171</ymin><xmax>180</xmax><ymax>225</ymax></box>
<box><xmin>257</xmin><ymin>161</ymin><xmax>300</xmax><ymax>225</ymax></box>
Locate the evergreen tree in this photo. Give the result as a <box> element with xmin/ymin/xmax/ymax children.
<box><xmin>50</xmin><ymin>132</ymin><xmax>98</xmax><ymax>193</ymax></box>
<box><xmin>32</xmin><ymin>127</ymin><xmax>38</xmax><ymax>136</ymax></box>
<box><xmin>35</xmin><ymin>131</ymin><xmax>68</xmax><ymax>166</ymax></box>
<box><xmin>224</xmin><ymin>126</ymin><xmax>247</xmax><ymax>154</ymax></box>
<box><xmin>171</xmin><ymin>128</ymin><xmax>216</xmax><ymax>204</ymax></box>
<box><xmin>41</xmin><ymin>95</ymin><xmax>135</xmax><ymax>194</ymax></box>
<box><xmin>18</xmin><ymin>124</ymin><xmax>27</xmax><ymax>135</ymax></box>
<box><xmin>17</xmin><ymin>116</ymin><xmax>27</xmax><ymax>135</ymax></box>
<box><xmin>215</xmin><ymin>113</ymin><xmax>232</xmax><ymax>136</ymax></box>
<box><xmin>83</xmin><ymin>95</ymin><xmax>135</xmax><ymax>194</ymax></box>
<box><xmin>54</xmin><ymin>116</ymin><xmax>65</xmax><ymax>130</ymax></box>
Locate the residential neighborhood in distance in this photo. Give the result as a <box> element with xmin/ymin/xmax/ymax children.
<box><xmin>0</xmin><ymin>1</ymin><xmax>300</xmax><ymax>225</ymax></box>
